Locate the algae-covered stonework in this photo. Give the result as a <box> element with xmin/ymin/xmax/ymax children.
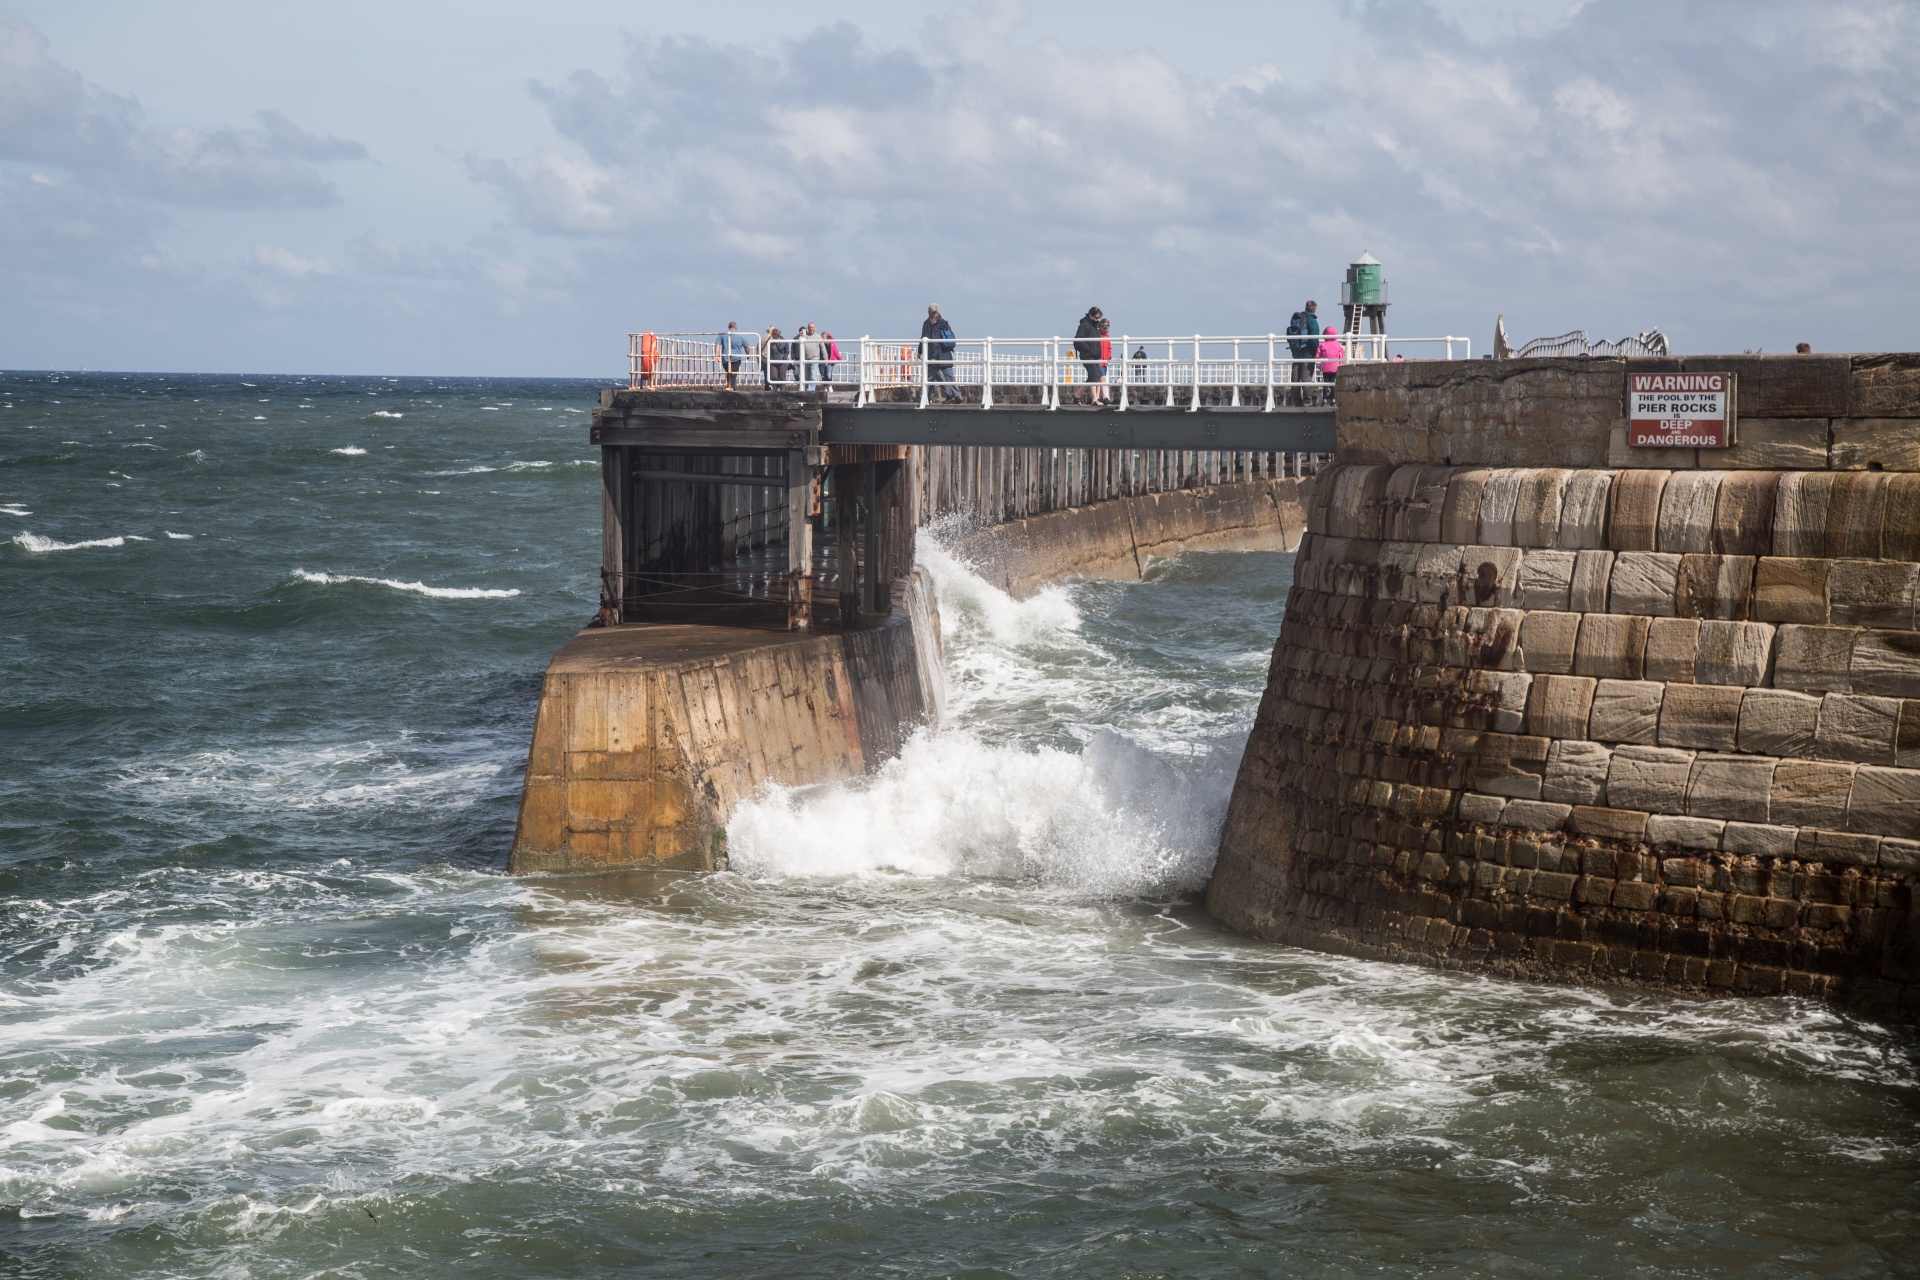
<box><xmin>1210</xmin><ymin>354</ymin><xmax>1920</xmax><ymax>1020</ymax></box>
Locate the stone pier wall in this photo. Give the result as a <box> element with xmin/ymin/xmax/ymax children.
<box><xmin>1210</xmin><ymin>355</ymin><xmax>1920</xmax><ymax>1020</ymax></box>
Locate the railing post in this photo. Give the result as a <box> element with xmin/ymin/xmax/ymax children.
<box><xmin>1118</xmin><ymin>335</ymin><xmax>1129</xmax><ymax>412</ymax></box>
<box><xmin>1048</xmin><ymin>338</ymin><xmax>1059</xmax><ymax>410</ymax></box>
<box><xmin>1190</xmin><ymin>334</ymin><xmax>1200</xmax><ymax>412</ymax></box>
<box><xmin>1231</xmin><ymin>338</ymin><xmax>1240</xmax><ymax>408</ymax></box>
<box><xmin>859</xmin><ymin>336</ymin><xmax>871</xmax><ymax>404</ymax></box>
<box><xmin>919</xmin><ymin>336</ymin><xmax>929</xmax><ymax>410</ymax></box>
<box><xmin>983</xmin><ymin>337</ymin><xmax>993</xmax><ymax>410</ymax></box>
<box><xmin>1265</xmin><ymin>334</ymin><xmax>1275</xmax><ymax>411</ymax></box>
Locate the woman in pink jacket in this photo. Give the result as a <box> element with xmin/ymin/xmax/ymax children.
<box><xmin>1316</xmin><ymin>327</ymin><xmax>1345</xmax><ymax>404</ymax></box>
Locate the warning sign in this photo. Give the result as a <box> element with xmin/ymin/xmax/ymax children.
<box><xmin>1628</xmin><ymin>373</ymin><xmax>1734</xmax><ymax>448</ymax></box>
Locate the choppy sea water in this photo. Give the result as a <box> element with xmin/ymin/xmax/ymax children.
<box><xmin>1</xmin><ymin>371</ymin><xmax>1916</xmax><ymax>1278</ymax></box>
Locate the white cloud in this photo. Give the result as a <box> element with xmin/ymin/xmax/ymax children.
<box><xmin>251</xmin><ymin>244</ymin><xmax>338</xmax><ymax>277</ymax></box>
<box><xmin>466</xmin><ymin>1</ymin><xmax>1920</xmax><ymax>349</ymax></box>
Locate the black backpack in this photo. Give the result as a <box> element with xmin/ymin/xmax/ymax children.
<box><xmin>1287</xmin><ymin>310</ymin><xmax>1312</xmax><ymax>336</ymax></box>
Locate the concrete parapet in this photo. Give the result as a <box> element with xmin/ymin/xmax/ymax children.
<box><xmin>1213</xmin><ymin>442</ymin><xmax>1920</xmax><ymax>1019</ymax></box>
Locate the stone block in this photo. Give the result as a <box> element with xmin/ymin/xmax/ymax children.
<box><xmin>1440</xmin><ymin>468</ymin><xmax>1490</xmax><ymax>545</ymax></box>
<box><xmin>1382</xmin><ymin>465</ymin><xmax>1453</xmax><ymax>542</ymax></box>
<box><xmin>1607</xmin><ymin>745</ymin><xmax>1696</xmax><ymax>813</ymax></box>
<box><xmin>1519</xmin><ymin>611</ymin><xmax>1581</xmax><ymax>674</ymax></box>
<box><xmin>1589</xmin><ymin>680</ymin><xmax>1666</xmax><ymax>744</ymax></box>
<box><xmin>1824</xmin><ymin>472</ymin><xmax>1890</xmax><ymax>560</ymax></box>
<box><xmin>1476</xmin><ymin>468</ymin><xmax>1527</xmax><ymax>545</ymax></box>
<box><xmin>1693</xmin><ymin>620</ymin><xmax>1776</xmax><ymax>687</ymax></box>
<box><xmin>1771</xmin><ymin>472</ymin><xmax>1837</xmax><ymax>557</ymax></box>
<box><xmin>1847</xmin><ymin>766</ymin><xmax>1920</xmax><ymax>838</ymax></box>
<box><xmin>1657</xmin><ymin>471</ymin><xmax>1725</xmax><ymax>554</ymax></box>
<box><xmin>1832</xmin><ymin>419</ymin><xmax>1920</xmax><ymax>472</ymax></box>
<box><xmin>1849</xmin><ymin>352</ymin><xmax>1920</xmax><ymax>418</ymax></box>
<box><xmin>1607</xmin><ymin>469</ymin><xmax>1670</xmax><ymax>551</ymax></box>
<box><xmin>1773</xmin><ymin>625</ymin><xmax>1860</xmax><ymax>693</ymax></box>
<box><xmin>1525</xmin><ymin>674</ymin><xmax>1597</xmax><ymax>739</ymax></box>
<box><xmin>1541</xmin><ymin>739</ymin><xmax>1612</xmax><ymax>805</ymax></box>
<box><xmin>1516</xmin><ymin>549</ymin><xmax>1576</xmax><ymax>612</ymax></box>
<box><xmin>1457</xmin><ymin>791</ymin><xmax>1508</xmax><ymax>824</ymax></box>
<box><xmin>1686</xmin><ymin>754</ymin><xmax>1775</xmax><ymax>823</ymax></box>
<box><xmin>1828</xmin><ymin>560</ymin><xmax>1919</xmax><ymax>629</ymax></box>
<box><xmin>1676</xmin><ymin>554</ymin><xmax>1756</xmax><ymax>620</ymax></box>
<box><xmin>1569</xmin><ymin>550</ymin><xmax>1615</xmax><ymax>613</ymax></box>
<box><xmin>1644</xmin><ymin>618</ymin><xmax>1701</xmax><ymax>683</ymax></box>
<box><xmin>1465</xmin><ymin>607</ymin><xmax>1528</xmax><ymax>671</ymax></box>
<box><xmin>1901</xmin><ymin>700</ymin><xmax>1920</xmax><ymax>768</ymax></box>
<box><xmin>1771</xmin><ymin>760</ymin><xmax>1857</xmax><ymax>829</ymax></box>
<box><xmin>1467</xmin><ymin>669</ymin><xmax>1533</xmax><ymax>733</ymax></box>
<box><xmin>1752</xmin><ymin>557</ymin><xmax>1830</xmax><ymax>625</ymax></box>
<box><xmin>1470</xmin><ymin>755</ymin><xmax>1545</xmax><ymax>800</ymax></box>
<box><xmin>1881</xmin><ymin>838</ymin><xmax>1920</xmax><ymax>871</ymax></box>
<box><xmin>1796</xmin><ymin>828</ymin><xmax>1881</xmax><ymax>867</ymax></box>
<box><xmin>1326</xmin><ymin>465</ymin><xmax>1394</xmax><ymax>539</ymax></box>
<box><xmin>1502</xmin><ymin>799</ymin><xmax>1574</xmax><ymax>831</ymax></box>
<box><xmin>1514</xmin><ymin>469</ymin><xmax>1572</xmax><ymax>548</ymax></box>
<box><xmin>1738</xmin><ymin>688</ymin><xmax>1822</xmax><ymax>756</ymax></box>
<box><xmin>1556</xmin><ymin>470</ymin><xmax>1614</xmax><ymax>550</ymax></box>
<box><xmin>1574</xmin><ymin>613</ymin><xmax>1652</xmax><ymax>680</ymax></box>
<box><xmin>1659</xmin><ymin>683</ymin><xmax>1745</xmax><ymax>750</ymax></box>
<box><xmin>1693</xmin><ymin>354</ymin><xmax>1851</xmax><ymax>418</ymax></box>
<box><xmin>1459</xmin><ymin>545</ymin><xmax>1524</xmax><ymax>609</ymax></box>
<box><xmin>1814</xmin><ymin>693</ymin><xmax>1901</xmax><ymax>764</ymax></box>
<box><xmin>1850</xmin><ymin>630</ymin><xmax>1920</xmax><ymax>698</ymax></box>
<box><xmin>1646</xmin><ymin>814</ymin><xmax>1726</xmax><ymax>849</ymax></box>
<box><xmin>1709</xmin><ymin>470</ymin><xmax>1782</xmax><ymax>554</ymax></box>
<box><xmin>1723</xmin><ymin>822</ymin><xmax>1799</xmax><ymax>857</ymax></box>
<box><xmin>1883</xmin><ymin>474</ymin><xmax>1920</xmax><ymax>562</ymax></box>
<box><xmin>1568</xmin><ymin>805</ymin><xmax>1650</xmax><ymax>842</ymax></box>
<box><xmin>1608</xmin><ymin>551</ymin><xmax>1683</xmax><ymax>616</ymax></box>
<box><xmin>1411</xmin><ymin>542</ymin><xmax>1466</xmax><ymax>603</ymax></box>
<box><xmin>1726</xmin><ymin>420</ymin><xmax>1828</xmax><ymax>471</ymax></box>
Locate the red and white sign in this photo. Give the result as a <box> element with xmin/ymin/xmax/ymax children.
<box><xmin>1629</xmin><ymin>373</ymin><xmax>1734</xmax><ymax>448</ymax></box>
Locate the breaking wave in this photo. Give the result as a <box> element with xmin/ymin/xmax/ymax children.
<box><xmin>287</xmin><ymin>569</ymin><xmax>520</xmax><ymax>599</ymax></box>
<box><xmin>14</xmin><ymin>532</ymin><xmax>133</xmax><ymax>553</ymax></box>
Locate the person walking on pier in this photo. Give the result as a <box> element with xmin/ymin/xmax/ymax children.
<box><xmin>1072</xmin><ymin>306</ymin><xmax>1103</xmax><ymax>404</ymax></box>
<box><xmin>1286</xmin><ymin>301</ymin><xmax>1321</xmax><ymax>405</ymax></box>
<box><xmin>716</xmin><ymin>321</ymin><xmax>751</xmax><ymax>391</ymax></box>
<box><xmin>922</xmin><ymin>305</ymin><xmax>961</xmax><ymax>402</ymax></box>
<box><xmin>1095</xmin><ymin>318</ymin><xmax>1113</xmax><ymax>405</ymax></box>
<box><xmin>1315</xmin><ymin>323</ymin><xmax>1346</xmax><ymax>405</ymax></box>
<box><xmin>823</xmin><ymin>331</ymin><xmax>843</xmax><ymax>387</ymax></box>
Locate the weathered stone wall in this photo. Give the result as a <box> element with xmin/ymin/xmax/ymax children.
<box><xmin>1212</xmin><ymin>355</ymin><xmax>1920</xmax><ymax>1020</ymax></box>
<box><xmin>944</xmin><ymin>478</ymin><xmax>1308</xmax><ymax>600</ymax></box>
<box><xmin>512</xmin><ymin>570</ymin><xmax>941</xmax><ymax>872</ymax></box>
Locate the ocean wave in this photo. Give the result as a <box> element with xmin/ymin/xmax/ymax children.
<box><xmin>330</xmin><ymin>446</ymin><xmax>368</xmax><ymax>456</ymax></box>
<box><xmin>1</xmin><ymin>504</ymin><xmax>31</xmax><ymax>517</ymax></box>
<box><xmin>14</xmin><ymin>532</ymin><xmax>132</xmax><ymax>553</ymax></box>
<box><xmin>288</xmin><ymin>569</ymin><xmax>520</xmax><ymax>599</ymax></box>
<box><xmin>426</xmin><ymin>465</ymin><xmax>497</xmax><ymax>476</ymax></box>
<box><xmin>372</xmin><ymin>411</ymin><xmax>404</xmax><ymax>418</ymax></box>
<box><xmin>504</xmin><ymin>460</ymin><xmax>552</xmax><ymax>471</ymax></box>
<box><xmin>164</xmin><ymin>531</ymin><xmax>193</xmax><ymax>540</ymax></box>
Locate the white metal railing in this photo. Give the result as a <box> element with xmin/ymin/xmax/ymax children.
<box><xmin>628</xmin><ymin>330</ymin><xmax>1471</xmax><ymax>406</ymax></box>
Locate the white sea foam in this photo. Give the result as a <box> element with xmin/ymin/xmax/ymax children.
<box><xmin>289</xmin><ymin>569</ymin><xmax>520</xmax><ymax>599</ymax></box>
<box><xmin>1</xmin><ymin>504</ymin><xmax>31</xmax><ymax>516</ymax></box>
<box><xmin>505</xmin><ymin>460</ymin><xmax>552</xmax><ymax>471</ymax></box>
<box><xmin>427</xmin><ymin>465</ymin><xmax>497</xmax><ymax>475</ymax></box>
<box><xmin>164</xmin><ymin>531</ymin><xmax>192</xmax><ymax>540</ymax></box>
<box><xmin>372</xmin><ymin>411</ymin><xmax>404</xmax><ymax>418</ymax></box>
<box><xmin>330</xmin><ymin>446</ymin><xmax>368</xmax><ymax>456</ymax></box>
<box><xmin>14</xmin><ymin>532</ymin><xmax>128</xmax><ymax>553</ymax></box>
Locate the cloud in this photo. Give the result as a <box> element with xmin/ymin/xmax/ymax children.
<box><xmin>468</xmin><ymin>1</ymin><xmax>1920</xmax><ymax>347</ymax></box>
<box><xmin>251</xmin><ymin>244</ymin><xmax>338</xmax><ymax>277</ymax></box>
<box><xmin>0</xmin><ymin>17</ymin><xmax>367</xmax><ymax>209</ymax></box>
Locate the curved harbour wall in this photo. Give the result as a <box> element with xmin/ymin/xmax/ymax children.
<box><xmin>1210</xmin><ymin>355</ymin><xmax>1920</xmax><ymax>1019</ymax></box>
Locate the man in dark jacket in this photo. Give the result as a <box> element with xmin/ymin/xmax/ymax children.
<box><xmin>922</xmin><ymin>304</ymin><xmax>961</xmax><ymax>402</ymax></box>
<box><xmin>1072</xmin><ymin>306</ymin><xmax>1103</xmax><ymax>403</ymax></box>
<box><xmin>1286</xmin><ymin>301</ymin><xmax>1322</xmax><ymax>404</ymax></box>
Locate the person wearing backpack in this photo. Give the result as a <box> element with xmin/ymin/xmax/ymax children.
<box><xmin>1072</xmin><ymin>306</ymin><xmax>1103</xmax><ymax>404</ymax></box>
<box><xmin>1286</xmin><ymin>301</ymin><xmax>1321</xmax><ymax>404</ymax></box>
<box><xmin>921</xmin><ymin>305</ymin><xmax>961</xmax><ymax>402</ymax></box>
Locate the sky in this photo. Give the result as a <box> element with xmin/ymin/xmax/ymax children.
<box><xmin>1</xmin><ymin>0</ymin><xmax>1915</xmax><ymax>377</ymax></box>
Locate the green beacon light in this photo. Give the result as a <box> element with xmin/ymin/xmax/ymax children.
<box><xmin>1342</xmin><ymin>253</ymin><xmax>1389</xmax><ymax>335</ymax></box>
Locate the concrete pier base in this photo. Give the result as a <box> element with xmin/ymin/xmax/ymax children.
<box><xmin>510</xmin><ymin>570</ymin><xmax>942</xmax><ymax>872</ymax></box>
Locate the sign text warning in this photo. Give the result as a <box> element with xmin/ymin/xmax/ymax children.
<box><xmin>1628</xmin><ymin>372</ymin><xmax>1734</xmax><ymax>448</ymax></box>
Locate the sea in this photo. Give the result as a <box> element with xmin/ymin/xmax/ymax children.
<box><xmin>2</xmin><ymin>371</ymin><xmax>1916</xmax><ymax>1278</ymax></box>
